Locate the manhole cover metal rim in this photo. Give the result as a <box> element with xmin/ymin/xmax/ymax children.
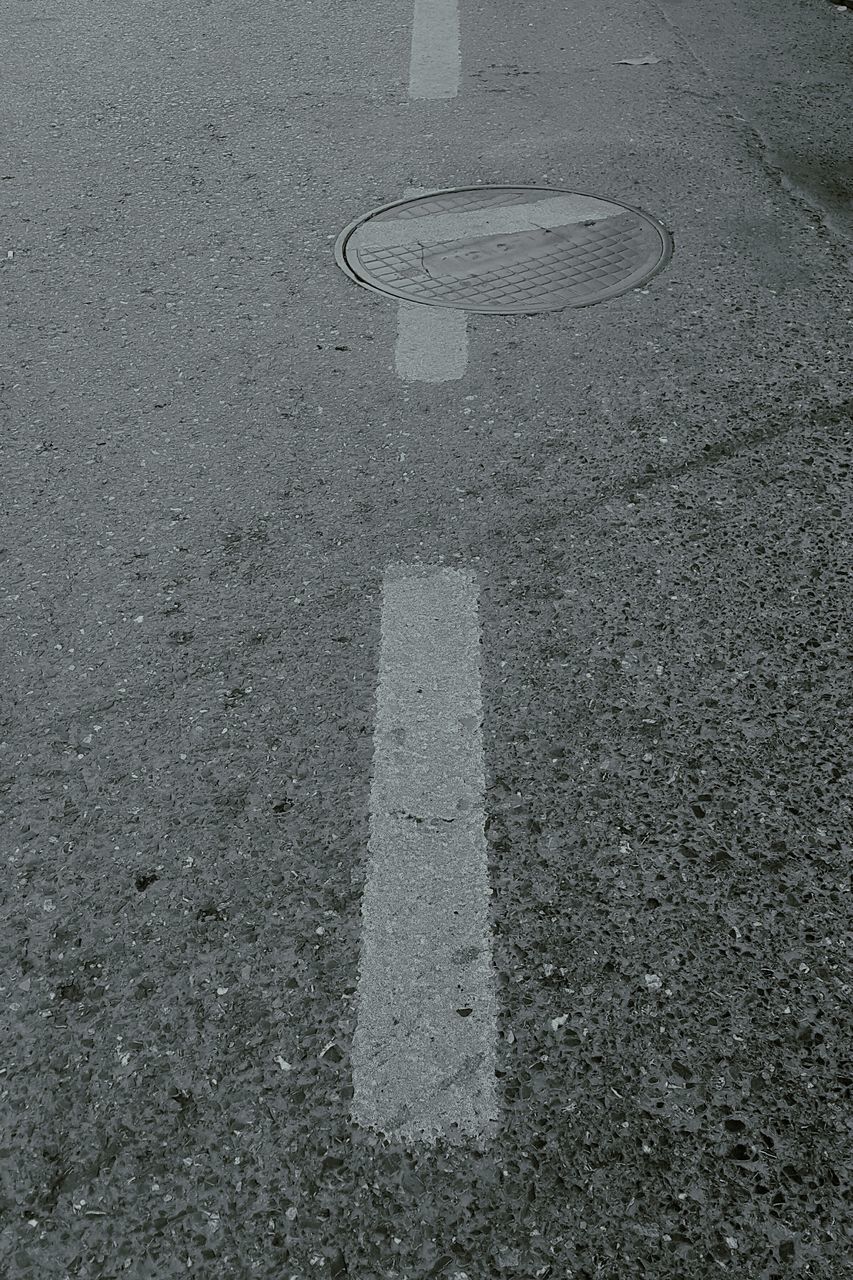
<box><xmin>334</xmin><ymin>184</ymin><xmax>674</xmax><ymax>313</ymax></box>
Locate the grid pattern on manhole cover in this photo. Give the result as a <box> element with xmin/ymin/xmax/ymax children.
<box><xmin>335</xmin><ymin>185</ymin><xmax>673</xmax><ymax>313</ymax></box>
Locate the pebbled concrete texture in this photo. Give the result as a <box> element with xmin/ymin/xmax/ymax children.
<box><xmin>1</xmin><ymin>0</ymin><xmax>851</xmax><ymax>1277</ymax></box>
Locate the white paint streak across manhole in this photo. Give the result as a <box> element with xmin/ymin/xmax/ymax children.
<box><xmin>334</xmin><ymin>185</ymin><xmax>673</xmax><ymax>313</ymax></box>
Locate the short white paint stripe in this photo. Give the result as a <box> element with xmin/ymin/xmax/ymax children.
<box><xmin>352</xmin><ymin>565</ymin><xmax>498</xmax><ymax>1145</ymax></box>
<box><xmin>409</xmin><ymin>0</ymin><xmax>461</xmax><ymax>100</ymax></box>
<box><xmin>355</xmin><ymin>193</ymin><xmax>623</xmax><ymax>251</ymax></box>
<box><xmin>395</xmin><ymin>187</ymin><xmax>468</xmax><ymax>382</ymax></box>
<box><xmin>395</xmin><ymin>301</ymin><xmax>468</xmax><ymax>382</ymax></box>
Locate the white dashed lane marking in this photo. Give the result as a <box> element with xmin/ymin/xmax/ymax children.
<box><xmin>395</xmin><ymin>300</ymin><xmax>468</xmax><ymax>382</ymax></box>
<box><xmin>351</xmin><ymin>564</ymin><xmax>498</xmax><ymax>1145</ymax></box>
<box><xmin>409</xmin><ymin>0</ymin><xmax>461</xmax><ymax>100</ymax></box>
<box><xmin>394</xmin><ymin>187</ymin><xmax>470</xmax><ymax>382</ymax></box>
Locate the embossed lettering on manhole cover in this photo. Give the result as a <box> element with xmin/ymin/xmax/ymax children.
<box><xmin>334</xmin><ymin>185</ymin><xmax>673</xmax><ymax>313</ymax></box>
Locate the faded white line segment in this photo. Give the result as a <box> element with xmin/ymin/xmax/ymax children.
<box><xmin>395</xmin><ymin>301</ymin><xmax>468</xmax><ymax>382</ymax></box>
<box><xmin>395</xmin><ymin>187</ymin><xmax>468</xmax><ymax>382</ymax></box>
<box><xmin>409</xmin><ymin>0</ymin><xmax>461</xmax><ymax>100</ymax></box>
<box><xmin>357</xmin><ymin>193</ymin><xmax>624</xmax><ymax>251</ymax></box>
<box><xmin>352</xmin><ymin>564</ymin><xmax>498</xmax><ymax>1146</ymax></box>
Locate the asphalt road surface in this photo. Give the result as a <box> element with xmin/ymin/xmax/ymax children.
<box><xmin>2</xmin><ymin>0</ymin><xmax>851</xmax><ymax>1277</ymax></box>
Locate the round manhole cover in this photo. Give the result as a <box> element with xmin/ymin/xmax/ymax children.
<box><xmin>334</xmin><ymin>185</ymin><xmax>673</xmax><ymax>313</ymax></box>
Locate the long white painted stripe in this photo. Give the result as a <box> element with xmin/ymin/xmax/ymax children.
<box><xmin>409</xmin><ymin>0</ymin><xmax>461</xmax><ymax>100</ymax></box>
<box><xmin>352</xmin><ymin>564</ymin><xmax>498</xmax><ymax>1145</ymax></box>
<box><xmin>395</xmin><ymin>301</ymin><xmax>468</xmax><ymax>382</ymax></box>
<box><xmin>356</xmin><ymin>193</ymin><xmax>623</xmax><ymax>251</ymax></box>
<box><xmin>395</xmin><ymin>187</ymin><xmax>468</xmax><ymax>382</ymax></box>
